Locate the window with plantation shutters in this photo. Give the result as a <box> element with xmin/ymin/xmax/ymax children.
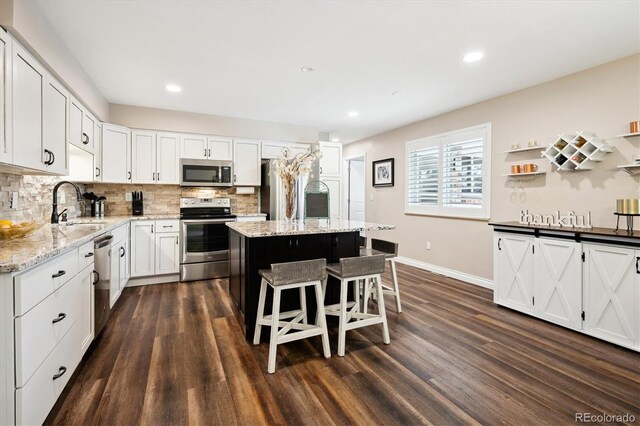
<box><xmin>405</xmin><ymin>123</ymin><xmax>491</xmax><ymax>219</ymax></box>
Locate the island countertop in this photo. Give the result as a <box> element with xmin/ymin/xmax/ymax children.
<box><xmin>226</xmin><ymin>219</ymin><xmax>395</xmax><ymax>238</ymax></box>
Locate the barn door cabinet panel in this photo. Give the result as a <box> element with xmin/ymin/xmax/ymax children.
<box><xmin>493</xmin><ymin>233</ymin><xmax>535</xmax><ymax>314</ymax></box>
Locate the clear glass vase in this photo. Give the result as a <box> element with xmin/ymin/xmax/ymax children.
<box><xmin>283</xmin><ymin>177</ymin><xmax>297</xmax><ymax>221</ymax></box>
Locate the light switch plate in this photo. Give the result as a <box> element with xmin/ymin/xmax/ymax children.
<box><xmin>58</xmin><ymin>191</ymin><xmax>66</xmax><ymax>204</ymax></box>
<box><xmin>125</xmin><ymin>192</ymin><xmax>132</xmax><ymax>201</ymax></box>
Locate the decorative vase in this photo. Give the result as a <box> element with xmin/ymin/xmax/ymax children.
<box><xmin>282</xmin><ymin>176</ymin><xmax>297</xmax><ymax>221</ymax></box>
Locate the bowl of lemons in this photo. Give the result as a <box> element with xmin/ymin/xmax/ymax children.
<box><xmin>0</xmin><ymin>220</ymin><xmax>42</xmax><ymax>240</ymax></box>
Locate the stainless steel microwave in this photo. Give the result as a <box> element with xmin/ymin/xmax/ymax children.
<box><xmin>180</xmin><ymin>159</ymin><xmax>233</xmax><ymax>187</ymax></box>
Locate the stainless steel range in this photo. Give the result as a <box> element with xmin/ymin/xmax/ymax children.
<box><xmin>179</xmin><ymin>197</ymin><xmax>236</xmax><ymax>282</ymax></box>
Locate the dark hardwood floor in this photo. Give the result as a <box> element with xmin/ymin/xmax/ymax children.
<box><xmin>45</xmin><ymin>264</ymin><xmax>640</xmax><ymax>425</ymax></box>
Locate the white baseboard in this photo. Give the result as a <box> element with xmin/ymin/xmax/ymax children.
<box><xmin>395</xmin><ymin>256</ymin><xmax>494</xmax><ymax>290</ymax></box>
<box><xmin>126</xmin><ymin>273</ymin><xmax>180</xmax><ymax>287</ymax></box>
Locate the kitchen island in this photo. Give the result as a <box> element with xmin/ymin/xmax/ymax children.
<box><xmin>227</xmin><ymin>219</ymin><xmax>395</xmax><ymax>339</ymax></box>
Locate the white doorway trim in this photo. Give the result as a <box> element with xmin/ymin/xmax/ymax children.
<box><xmin>343</xmin><ymin>153</ymin><xmax>367</xmax><ymax>222</ymax></box>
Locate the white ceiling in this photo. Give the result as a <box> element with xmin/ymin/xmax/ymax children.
<box><xmin>34</xmin><ymin>0</ymin><xmax>640</xmax><ymax>143</ymax></box>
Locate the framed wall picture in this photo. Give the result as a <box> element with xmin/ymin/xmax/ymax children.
<box><xmin>372</xmin><ymin>158</ymin><xmax>394</xmax><ymax>187</ymax></box>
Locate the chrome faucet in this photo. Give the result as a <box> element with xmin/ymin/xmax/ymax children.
<box><xmin>51</xmin><ymin>181</ymin><xmax>83</xmax><ymax>224</ymax></box>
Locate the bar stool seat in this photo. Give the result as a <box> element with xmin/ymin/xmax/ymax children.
<box><xmin>254</xmin><ymin>258</ymin><xmax>331</xmax><ymax>373</ymax></box>
<box><xmin>324</xmin><ymin>254</ymin><xmax>390</xmax><ymax>356</ymax></box>
<box><xmin>359</xmin><ymin>238</ymin><xmax>402</xmax><ymax>313</ymax></box>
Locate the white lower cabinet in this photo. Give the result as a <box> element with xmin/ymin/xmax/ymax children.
<box><xmin>583</xmin><ymin>244</ymin><xmax>639</xmax><ymax>349</ymax></box>
<box><xmin>494</xmin><ymin>231</ymin><xmax>640</xmax><ymax>351</ymax></box>
<box><xmin>131</xmin><ymin>220</ymin><xmax>179</xmax><ymax>278</ymax></box>
<box><xmin>79</xmin><ymin>264</ymin><xmax>96</xmax><ymax>355</ymax></box>
<box><xmin>110</xmin><ymin>225</ymin><xmax>131</xmax><ymax>307</ymax></box>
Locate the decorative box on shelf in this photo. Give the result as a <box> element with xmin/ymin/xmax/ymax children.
<box><xmin>542</xmin><ymin>131</ymin><xmax>614</xmax><ymax>171</ymax></box>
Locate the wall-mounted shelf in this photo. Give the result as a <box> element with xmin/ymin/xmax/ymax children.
<box><xmin>502</xmin><ymin>146</ymin><xmax>544</xmax><ymax>154</ymax></box>
<box><xmin>502</xmin><ymin>171</ymin><xmax>546</xmax><ymax>180</ymax></box>
<box><xmin>542</xmin><ymin>131</ymin><xmax>614</xmax><ymax>171</ymax></box>
<box><xmin>617</xmin><ymin>164</ymin><xmax>640</xmax><ymax>175</ymax></box>
<box><xmin>617</xmin><ymin>132</ymin><xmax>640</xmax><ymax>138</ymax></box>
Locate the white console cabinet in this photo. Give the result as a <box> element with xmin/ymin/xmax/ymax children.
<box><xmin>493</xmin><ymin>228</ymin><xmax>639</xmax><ymax>351</ymax></box>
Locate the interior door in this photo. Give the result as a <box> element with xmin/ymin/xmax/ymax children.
<box><xmin>157</xmin><ymin>132</ymin><xmax>180</xmax><ymax>184</ymax></box>
<box><xmin>494</xmin><ymin>233</ymin><xmax>534</xmax><ymax>313</ymax></box>
<box><xmin>180</xmin><ymin>134</ymin><xmax>208</xmax><ymax>159</ymax></box>
<box><xmin>535</xmin><ymin>238</ymin><xmax>582</xmax><ymax>329</ymax></box>
<box><xmin>131</xmin><ymin>130</ymin><xmax>157</xmax><ymax>183</ymax></box>
<box><xmin>101</xmin><ymin>124</ymin><xmax>131</xmax><ymax>183</ymax></box>
<box><xmin>43</xmin><ymin>76</ymin><xmax>69</xmax><ymax>175</ymax></box>
<box><xmin>348</xmin><ymin>159</ymin><xmax>365</xmax><ymax>221</ymax></box>
<box><xmin>583</xmin><ymin>244</ymin><xmax>639</xmax><ymax>349</ymax></box>
<box><xmin>12</xmin><ymin>42</ymin><xmax>45</xmax><ymax>171</ymax></box>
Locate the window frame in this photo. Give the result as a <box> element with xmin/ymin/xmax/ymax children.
<box><xmin>404</xmin><ymin>122</ymin><xmax>492</xmax><ymax>220</ymax></box>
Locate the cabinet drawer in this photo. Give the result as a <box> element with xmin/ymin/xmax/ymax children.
<box><xmin>15</xmin><ymin>249</ymin><xmax>78</xmax><ymax>316</ymax></box>
<box><xmin>15</xmin><ymin>274</ymin><xmax>82</xmax><ymax>387</ymax></box>
<box><xmin>16</xmin><ymin>321</ymin><xmax>80</xmax><ymax>426</ymax></box>
<box><xmin>78</xmin><ymin>240</ymin><xmax>96</xmax><ymax>271</ymax></box>
<box><xmin>110</xmin><ymin>223</ymin><xmax>128</xmax><ymax>243</ymax></box>
<box><xmin>155</xmin><ymin>220</ymin><xmax>179</xmax><ymax>233</ymax></box>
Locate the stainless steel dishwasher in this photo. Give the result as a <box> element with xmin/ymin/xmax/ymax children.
<box><xmin>94</xmin><ymin>234</ymin><xmax>113</xmax><ymax>336</ymax></box>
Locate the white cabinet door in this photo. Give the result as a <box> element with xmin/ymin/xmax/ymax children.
<box><xmin>43</xmin><ymin>76</ymin><xmax>69</xmax><ymax>175</ymax></box>
<box><xmin>494</xmin><ymin>233</ymin><xmax>535</xmax><ymax>313</ymax></box>
<box><xmin>157</xmin><ymin>132</ymin><xmax>180</xmax><ymax>184</ymax></box>
<box><xmin>101</xmin><ymin>124</ymin><xmax>131</xmax><ymax>183</ymax></box>
<box><xmin>82</xmin><ymin>111</ymin><xmax>96</xmax><ymax>154</ymax></box>
<box><xmin>535</xmin><ymin>238</ymin><xmax>582</xmax><ymax>329</ymax></box>
<box><xmin>68</xmin><ymin>96</ymin><xmax>84</xmax><ymax>149</ymax></box>
<box><xmin>208</xmin><ymin>136</ymin><xmax>232</xmax><ymax>160</ymax></box>
<box><xmin>233</xmin><ymin>139</ymin><xmax>261</xmax><ymax>186</ymax></box>
<box><xmin>131</xmin><ymin>130</ymin><xmax>157</xmax><ymax>183</ymax></box>
<box><xmin>583</xmin><ymin>244</ymin><xmax>639</xmax><ymax>349</ymax></box>
<box><xmin>131</xmin><ymin>221</ymin><xmax>155</xmax><ymax>277</ymax></box>
<box><xmin>12</xmin><ymin>42</ymin><xmax>45</xmax><ymax>171</ymax></box>
<box><xmin>261</xmin><ymin>141</ymin><xmax>311</xmax><ymax>159</ymax></box>
<box><xmin>180</xmin><ymin>134</ymin><xmax>208</xmax><ymax>159</ymax></box>
<box><xmin>319</xmin><ymin>142</ymin><xmax>342</xmax><ymax>177</ymax></box>
<box><xmin>79</xmin><ymin>265</ymin><xmax>94</xmax><ymax>355</ymax></box>
<box><xmin>323</xmin><ymin>177</ymin><xmax>342</xmax><ymax>220</ymax></box>
<box><xmin>118</xmin><ymin>238</ymin><xmax>129</xmax><ymax>291</ymax></box>
<box><xmin>0</xmin><ymin>30</ymin><xmax>11</xmax><ymax>165</ymax></box>
<box><xmin>155</xmin><ymin>232</ymin><xmax>179</xmax><ymax>275</ymax></box>
<box><xmin>94</xmin><ymin>122</ymin><xmax>102</xmax><ymax>181</ymax></box>
<box><xmin>109</xmin><ymin>243</ymin><xmax>121</xmax><ymax>307</ymax></box>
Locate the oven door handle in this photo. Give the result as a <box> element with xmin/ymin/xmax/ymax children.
<box><xmin>180</xmin><ymin>219</ymin><xmax>236</xmax><ymax>224</ymax></box>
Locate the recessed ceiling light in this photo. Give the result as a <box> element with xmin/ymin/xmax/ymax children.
<box><xmin>301</xmin><ymin>66</ymin><xmax>314</xmax><ymax>73</ymax></box>
<box><xmin>348</xmin><ymin>111</ymin><xmax>359</xmax><ymax>117</ymax></box>
<box><xmin>331</xmin><ymin>138</ymin><xmax>340</xmax><ymax>142</ymax></box>
<box><xmin>392</xmin><ymin>90</ymin><xmax>405</xmax><ymax>96</ymax></box>
<box><xmin>166</xmin><ymin>84</ymin><xmax>182</xmax><ymax>93</ymax></box>
<box><xmin>462</xmin><ymin>51</ymin><xmax>484</xmax><ymax>63</ymax></box>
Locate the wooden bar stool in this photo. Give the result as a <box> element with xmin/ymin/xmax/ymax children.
<box><xmin>324</xmin><ymin>254</ymin><xmax>390</xmax><ymax>356</ymax></box>
<box><xmin>360</xmin><ymin>238</ymin><xmax>402</xmax><ymax>313</ymax></box>
<box><xmin>253</xmin><ymin>258</ymin><xmax>331</xmax><ymax>373</ymax></box>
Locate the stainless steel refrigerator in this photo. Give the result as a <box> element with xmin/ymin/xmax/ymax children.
<box><xmin>260</xmin><ymin>159</ymin><xmax>317</xmax><ymax>221</ymax></box>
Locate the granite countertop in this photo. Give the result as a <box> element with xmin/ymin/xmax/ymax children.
<box><xmin>0</xmin><ymin>214</ymin><xmax>181</xmax><ymax>273</ymax></box>
<box><xmin>227</xmin><ymin>219</ymin><xmax>395</xmax><ymax>238</ymax></box>
<box><xmin>234</xmin><ymin>213</ymin><xmax>267</xmax><ymax>217</ymax></box>
<box><xmin>490</xmin><ymin>221</ymin><xmax>640</xmax><ymax>240</ymax></box>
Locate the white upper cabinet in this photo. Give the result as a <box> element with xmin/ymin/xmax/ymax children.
<box><xmin>0</xmin><ymin>29</ymin><xmax>11</xmax><ymax>165</ymax></box>
<box><xmin>180</xmin><ymin>134</ymin><xmax>208</xmax><ymax>159</ymax></box>
<box><xmin>233</xmin><ymin>138</ymin><xmax>261</xmax><ymax>186</ymax></box>
<box><xmin>82</xmin><ymin>110</ymin><xmax>96</xmax><ymax>154</ymax></box>
<box><xmin>207</xmin><ymin>136</ymin><xmax>232</xmax><ymax>161</ymax></box>
<box><xmin>101</xmin><ymin>124</ymin><xmax>131</xmax><ymax>183</ymax></box>
<box><xmin>261</xmin><ymin>140</ymin><xmax>311</xmax><ymax>159</ymax></box>
<box><xmin>156</xmin><ymin>132</ymin><xmax>180</xmax><ymax>184</ymax></box>
<box><xmin>68</xmin><ymin>96</ymin><xmax>84</xmax><ymax>149</ymax></box>
<box><xmin>11</xmin><ymin>42</ymin><xmax>46</xmax><ymax>171</ymax></box>
<box><xmin>131</xmin><ymin>130</ymin><xmax>157</xmax><ymax>183</ymax></box>
<box><xmin>323</xmin><ymin>177</ymin><xmax>342</xmax><ymax>220</ymax></box>
<box><xmin>43</xmin><ymin>76</ymin><xmax>69</xmax><ymax>175</ymax></box>
<box><xmin>319</xmin><ymin>142</ymin><xmax>342</xmax><ymax>177</ymax></box>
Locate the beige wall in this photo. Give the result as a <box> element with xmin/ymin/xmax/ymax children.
<box><xmin>109</xmin><ymin>104</ymin><xmax>319</xmax><ymax>143</ymax></box>
<box><xmin>345</xmin><ymin>55</ymin><xmax>640</xmax><ymax>282</ymax></box>
<box><xmin>0</xmin><ymin>0</ymin><xmax>109</xmax><ymax>120</ymax></box>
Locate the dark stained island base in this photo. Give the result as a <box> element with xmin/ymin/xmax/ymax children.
<box><xmin>227</xmin><ymin>219</ymin><xmax>395</xmax><ymax>340</ymax></box>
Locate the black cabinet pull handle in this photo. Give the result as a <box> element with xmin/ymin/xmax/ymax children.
<box><xmin>128</xmin><ymin>171</ymin><xmax>132</xmax><ymax>180</ymax></box>
<box><xmin>52</xmin><ymin>366</ymin><xmax>67</xmax><ymax>380</ymax></box>
<box><xmin>52</xmin><ymin>313</ymin><xmax>66</xmax><ymax>324</ymax></box>
<box><xmin>44</xmin><ymin>149</ymin><xmax>52</xmax><ymax>165</ymax></box>
<box><xmin>636</xmin><ymin>257</ymin><xmax>639</xmax><ymax>274</ymax></box>
<box><xmin>49</xmin><ymin>150</ymin><xmax>55</xmax><ymax>165</ymax></box>
<box><xmin>296</xmin><ymin>239</ymin><xmax>300</xmax><ymax>247</ymax></box>
<box><xmin>204</xmin><ymin>148</ymin><xmax>207</xmax><ymax>157</ymax></box>
<box><xmin>151</xmin><ymin>224</ymin><xmax>154</xmax><ymax>233</ymax></box>
<box><xmin>82</xmin><ymin>132</ymin><xmax>89</xmax><ymax>144</ymax></box>
<box><xmin>176</xmin><ymin>236</ymin><xmax>179</xmax><ymax>245</ymax></box>
<box><xmin>85</xmin><ymin>252</ymin><xmax>94</xmax><ymax>258</ymax></box>
<box><xmin>208</xmin><ymin>149</ymin><xmax>211</xmax><ymax>157</ymax></box>
<box><xmin>289</xmin><ymin>239</ymin><xmax>293</xmax><ymax>248</ymax></box>
<box><xmin>120</xmin><ymin>246</ymin><xmax>125</xmax><ymax>257</ymax></box>
<box><xmin>163</xmin><ymin>225</ymin><xmax>172</xmax><ymax>228</ymax></box>
<box><xmin>96</xmin><ymin>167</ymin><xmax>100</xmax><ymax>177</ymax></box>
<box><xmin>157</xmin><ymin>172</ymin><xmax>160</xmax><ymax>181</ymax></box>
<box><xmin>93</xmin><ymin>270</ymin><xmax>100</xmax><ymax>285</ymax></box>
<box><xmin>497</xmin><ymin>238</ymin><xmax>502</xmax><ymax>251</ymax></box>
<box><xmin>52</xmin><ymin>270</ymin><xmax>66</xmax><ymax>278</ymax></box>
